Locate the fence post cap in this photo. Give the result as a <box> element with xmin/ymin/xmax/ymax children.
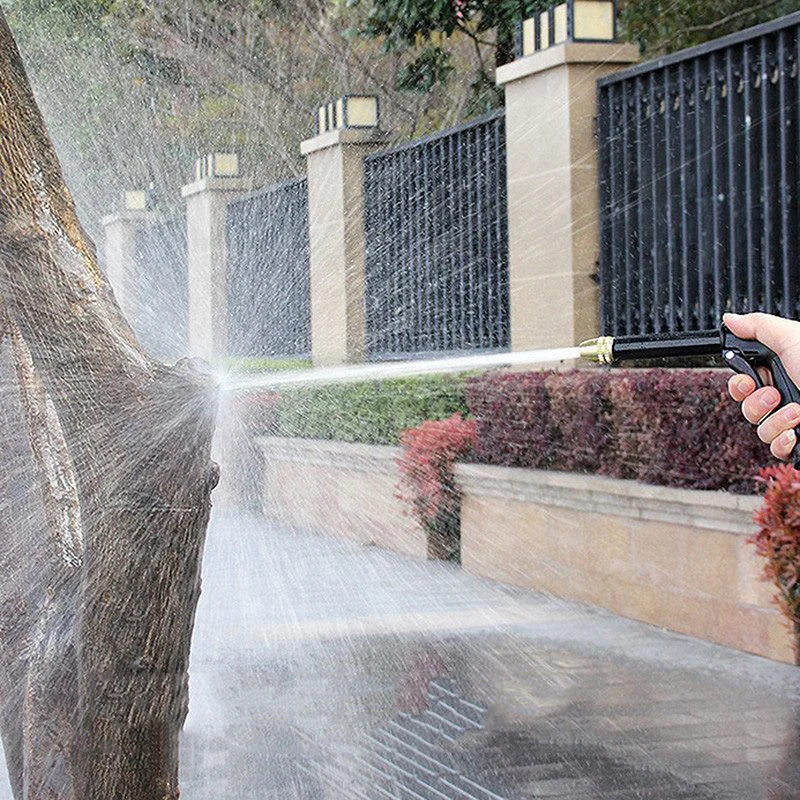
<box><xmin>301</xmin><ymin>127</ymin><xmax>389</xmax><ymax>157</ymax></box>
<box><xmin>181</xmin><ymin>176</ymin><xmax>253</xmax><ymax>199</ymax></box>
<box><xmin>497</xmin><ymin>40</ymin><xmax>638</xmax><ymax>84</ymax></box>
<box><xmin>100</xmin><ymin>209</ymin><xmax>159</xmax><ymax>228</ymax></box>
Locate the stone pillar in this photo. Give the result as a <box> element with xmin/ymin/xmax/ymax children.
<box><xmin>497</xmin><ymin>42</ymin><xmax>638</xmax><ymax>351</ymax></box>
<box><xmin>301</xmin><ymin>128</ymin><xmax>388</xmax><ymax>365</ymax></box>
<box><xmin>101</xmin><ymin>192</ymin><xmax>156</xmax><ymax>321</ymax></box>
<box><xmin>181</xmin><ymin>160</ymin><xmax>250</xmax><ymax>362</ymax></box>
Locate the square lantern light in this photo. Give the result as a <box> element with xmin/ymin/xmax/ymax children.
<box><xmin>124</xmin><ymin>190</ymin><xmax>148</xmax><ymax>211</ymax></box>
<box><xmin>195</xmin><ymin>152</ymin><xmax>240</xmax><ymax>181</ymax></box>
<box><xmin>515</xmin><ymin>0</ymin><xmax>616</xmax><ymax>58</ymax></box>
<box><xmin>316</xmin><ymin>95</ymin><xmax>380</xmax><ymax>136</ymax></box>
<box><xmin>572</xmin><ymin>0</ymin><xmax>616</xmax><ymax>41</ymax></box>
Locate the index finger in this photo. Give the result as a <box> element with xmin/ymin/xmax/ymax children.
<box><xmin>728</xmin><ymin>373</ymin><xmax>756</xmax><ymax>402</ymax></box>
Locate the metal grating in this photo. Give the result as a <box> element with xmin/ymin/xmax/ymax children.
<box><xmin>598</xmin><ymin>12</ymin><xmax>800</xmax><ymax>336</ymax></box>
<box><xmin>226</xmin><ymin>177</ymin><xmax>311</xmax><ymax>359</ymax></box>
<box><xmin>364</xmin><ymin>111</ymin><xmax>510</xmax><ymax>359</ymax></box>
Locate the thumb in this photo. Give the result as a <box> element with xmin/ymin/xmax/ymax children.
<box><xmin>723</xmin><ymin>312</ymin><xmax>800</xmax><ymax>356</ymax></box>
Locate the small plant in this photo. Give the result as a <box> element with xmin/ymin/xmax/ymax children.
<box><xmin>396</xmin><ymin>413</ymin><xmax>476</xmax><ymax>561</ymax></box>
<box><xmin>231</xmin><ymin>389</ymin><xmax>280</xmax><ymax>434</ymax></box>
<box><xmin>751</xmin><ymin>464</ymin><xmax>800</xmax><ymax>662</ymax></box>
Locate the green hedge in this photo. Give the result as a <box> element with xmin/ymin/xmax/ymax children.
<box><xmin>225</xmin><ymin>357</ymin><xmax>312</xmax><ymax>374</ymax></box>
<box><xmin>275</xmin><ymin>375</ymin><xmax>469</xmax><ymax>445</ymax></box>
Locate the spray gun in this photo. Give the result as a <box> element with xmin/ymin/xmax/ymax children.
<box><xmin>578</xmin><ymin>323</ymin><xmax>800</xmax><ymax>469</ymax></box>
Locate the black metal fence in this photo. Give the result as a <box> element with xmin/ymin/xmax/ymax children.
<box><xmin>133</xmin><ymin>214</ymin><xmax>188</xmax><ymax>360</ymax></box>
<box><xmin>226</xmin><ymin>178</ymin><xmax>310</xmax><ymax>359</ymax></box>
<box><xmin>598</xmin><ymin>12</ymin><xmax>800</xmax><ymax>337</ymax></box>
<box><xmin>364</xmin><ymin>111</ymin><xmax>510</xmax><ymax>358</ymax></box>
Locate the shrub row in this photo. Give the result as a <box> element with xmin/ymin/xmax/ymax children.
<box><xmin>239</xmin><ymin>366</ymin><xmax>773</xmax><ymax>493</ymax></box>
<box><xmin>235</xmin><ymin>374</ymin><xmax>469</xmax><ymax>446</ymax></box>
<box><xmin>466</xmin><ymin>368</ymin><xmax>771</xmax><ymax>493</ymax></box>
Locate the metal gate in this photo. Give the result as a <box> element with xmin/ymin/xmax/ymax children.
<box><xmin>364</xmin><ymin>111</ymin><xmax>510</xmax><ymax>358</ymax></box>
<box><xmin>598</xmin><ymin>12</ymin><xmax>800</xmax><ymax>336</ymax></box>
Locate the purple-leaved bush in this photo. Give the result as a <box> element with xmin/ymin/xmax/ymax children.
<box><xmin>468</xmin><ymin>369</ymin><xmax>771</xmax><ymax>493</ymax></box>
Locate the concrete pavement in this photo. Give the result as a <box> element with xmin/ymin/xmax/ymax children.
<box><xmin>179</xmin><ymin>512</ymin><xmax>800</xmax><ymax>799</ymax></box>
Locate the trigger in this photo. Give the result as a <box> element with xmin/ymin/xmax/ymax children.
<box><xmin>724</xmin><ymin>350</ymin><xmax>764</xmax><ymax>389</ymax></box>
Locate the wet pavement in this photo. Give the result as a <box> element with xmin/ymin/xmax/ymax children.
<box><xmin>179</xmin><ymin>513</ymin><xmax>800</xmax><ymax>800</ymax></box>
<box><xmin>1</xmin><ymin>512</ymin><xmax>800</xmax><ymax>798</ymax></box>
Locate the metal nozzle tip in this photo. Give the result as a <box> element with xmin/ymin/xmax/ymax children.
<box><xmin>578</xmin><ymin>336</ymin><xmax>615</xmax><ymax>365</ymax></box>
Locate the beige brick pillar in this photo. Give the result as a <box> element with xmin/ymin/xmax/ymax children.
<box><xmin>497</xmin><ymin>42</ymin><xmax>638</xmax><ymax>350</ymax></box>
<box><xmin>181</xmin><ymin>162</ymin><xmax>250</xmax><ymax>362</ymax></box>
<box><xmin>101</xmin><ymin>199</ymin><xmax>156</xmax><ymax>321</ymax></box>
<box><xmin>301</xmin><ymin>128</ymin><xmax>388</xmax><ymax>365</ymax></box>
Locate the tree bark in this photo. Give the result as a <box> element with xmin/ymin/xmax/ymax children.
<box><xmin>0</xmin><ymin>8</ymin><xmax>218</xmax><ymax>798</ymax></box>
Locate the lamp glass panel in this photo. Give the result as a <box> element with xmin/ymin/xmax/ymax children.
<box><xmin>326</xmin><ymin>103</ymin><xmax>335</xmax><ymax>131</ymax></box>
<box><xmin>574</xmin><ymin>1</ymin><xmax>615</xmax><ymax>40</ymax></box>
<box><xmin>335</xmin><ymin>98</ymin><xmax>345</xmax><ymax>129</ymax></box>
<box><xmin>213</xmin><ymin>153</ymin><xmax>239</xmax><ymax>177</ymax></box>
<box><xmin>124</xmin><ymin>190</ymin><xmax>147</xmax><ymax>211</ymax></box>
<box><xmin>554</xmin><ymin>3</ymin><xmax>567</xmax><ymax>43</ymax></box>
<box><xmin>522</xmin><ymin>17</ymin><xmax>535</xmax><ymax>55</ymax></box>
<box><xmin>345</xmin><ymin>96</ymin><xmax>378</xmax><ymax>128</ymax></box>
<box><xmin>538</xmin><ymin>11</ymin><xmax>550</xmax><ymax>47</ymax></box>
<box><xmin>318</xmin><ymin>106</ymin><xmax>326</xmax><ymax>134</ymax></box>
<box><xmin>194</xmin><ymin>159</ymin><xmax>204</xmax><ymax>182</ymax></box>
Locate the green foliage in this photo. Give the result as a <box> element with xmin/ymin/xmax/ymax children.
<box><xmin>351</xmin><ymin>0</ymin><xmax>541</xmax><ymax>50</ymax></box>
<box><xmin>396</xmin><ymin>45</ymin><xmax>454</xmax><ymax>93</ymax></box>
<box><xmin>620</xmin><ymin>0</ymin><xmax>799</xmax><ymax>55</ymax></box>
<box><xmin>349</xmin><ymin>0</ymin><xmax>546</xmax><ymax>104</ymax></box>
<box><xmin>276</xmin><ymin>374</ymin><xmax>469</xmax><ymax>445</ymax></box>
<box><xmin>224</xmin><ymin>357</ymin><xmax>313</xmax><ymax>374</ymax></box>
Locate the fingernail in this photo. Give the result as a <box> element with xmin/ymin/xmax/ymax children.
<box><xmin>734</xmin><ymin>376</ymin><xmax>749</xmax><ymax>392</ymax></box>
<box><xmin>760</xmin><ymin>388</ymin><xmax>780</xmax><ymax>408</ymax></box>
<box><xmin>780</xmin><ymin>430</ymin><xmax>795</xmax><ymax>448</ymax></box>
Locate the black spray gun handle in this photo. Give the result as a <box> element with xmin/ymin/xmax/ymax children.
<box><xmin>721</xmin><ymin>324</ymin><xmax>800</xmax><ymax>469</ymax></box>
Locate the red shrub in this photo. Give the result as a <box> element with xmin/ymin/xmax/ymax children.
<box><xmin>396</xmin><ymin>413</ymin><xmax>476</xmax><ymax>559</ymax></box>
<box><xmin>609</xmin><ymin>370</ymin><xmax>769</xmax><ymax>491</ymax></box>
<box><xmin>465</xmin><ymin>372</ymin><xmax>553</xmax><ymax>468</ymax></box>
<box><xmin>546</xmin><ymin>371</ymin><xmax>617</xmax><ymax>475</ymax></box>
<box><xmin>232</xmin><ymin>389</ymin><xmax>280</xmax><ymax>434</ymax></box>
<box><xmin>751</xmin><ymin>464</ymin><xmax>800</xmax><ymax>642</ymax></box>
<box><xmin>467</xmin><ymin>368</ymin><xmax>771</xmax><ymax>493</ymax></box>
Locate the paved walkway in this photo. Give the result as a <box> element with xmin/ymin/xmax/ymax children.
<box><xmin>179</xmin><ymin>512</ymin><xmax>800</xmax><ymax>800</ymax></box>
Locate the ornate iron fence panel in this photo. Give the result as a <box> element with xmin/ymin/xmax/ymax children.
<box><xmin>598</xmin><ymin>12</ymin><xmax>800</xmax><ymax>337</ymax></box>
<box><xmin>134</xmin><ymin>213</ymin><xmax>188</xmax><ymax>360</ymax></box>
<box><xmin>364</xmin><ymin>111</ymin><xmax>510</xmax><ymax>359</ymax></box>
<box><xmin>226</xmin><ymin>178</ymin><xmax>310</xmax><ymax>359</ymax></box>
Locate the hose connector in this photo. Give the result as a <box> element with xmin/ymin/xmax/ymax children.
<box><xmin>578</xmin><ymin>336</ymin><xmax>615</xmax><ymax>365</ymax></box>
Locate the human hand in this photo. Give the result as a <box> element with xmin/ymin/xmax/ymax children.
<box><xmin>724</xmin><ymin>312</ymin><xmax>800</xmax><ymax>461</ymax></box>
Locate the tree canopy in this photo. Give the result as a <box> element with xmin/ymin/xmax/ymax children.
<box><xmin>4</xmin><ymin>0</ymin><xmax>798</xmax><ymax>232</ymax></box>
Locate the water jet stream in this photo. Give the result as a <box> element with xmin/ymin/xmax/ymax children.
<box><xmin>224</xmin><ymin>346</ymin><xmax>582</xmax><ymax>391</ymax></box>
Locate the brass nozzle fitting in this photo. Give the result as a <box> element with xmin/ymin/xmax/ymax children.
<box><xmin>578</xmin><ymin>336</ymin><xmax>615</xmax><ymax>365</ymax></box>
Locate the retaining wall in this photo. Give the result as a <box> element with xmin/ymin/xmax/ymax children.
<box><xmin>256</xmin><ymin>437</ymin><xmax>429</xmax><ymax>559</ymax></box>
<box><xmin>256</xmin><ymin>437</ymin><xmax>792</xmax><ymax>662</ymax></box>
<box><xmin>457</xmin><ymin>464</ymin><xmax>793</xmax><ymax>664</ymax></box>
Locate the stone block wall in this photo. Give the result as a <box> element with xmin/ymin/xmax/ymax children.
<box><xmin>257</xmin><ymin>437</ymin><xmax>429</xmax><ymax>559</ymax></box>
<box><xmin>457</xmin><ymin>464</ymin><xmax>793</xmax><ymax>664</ymax></box>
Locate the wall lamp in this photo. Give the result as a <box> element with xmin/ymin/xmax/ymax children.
<box><xmin>195</xmin><ymin>152</ymin><xmax>240</xmax><ymax>181</ymax></box>
<box><xmin>515</xmin><ymin>0</ymin><xmax>617</xmax><ymax>58</ymax></box>
<box><xmin>316</xmin><ymin>95</ymin><xmax>380</xmax><ymax>136</ymax></box>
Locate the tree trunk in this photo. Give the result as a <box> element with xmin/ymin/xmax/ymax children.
<box><xmin>0</xmin><ymin>8</ymin><xmax>218</xmax><ymax>798</ymax></box>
